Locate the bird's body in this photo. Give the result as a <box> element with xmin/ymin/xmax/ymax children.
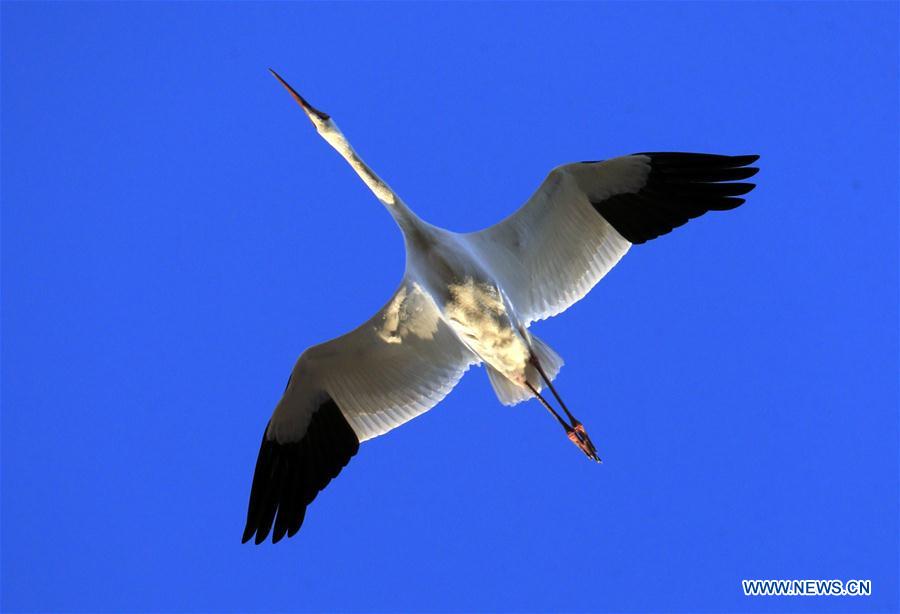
<box><xmin>243</xmin><ymin>70</ymin><xmax>759</xmax><ymax>544</ymax></box>
<box><xmin>408</xmin><ymin>227</ymin><xmax>530</xmax><ymax>383</ymax></box>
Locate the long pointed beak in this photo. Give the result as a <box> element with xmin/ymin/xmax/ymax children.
<box><xmin>268</xmin><ymin>68</ymin><xmax>331</xmax><ymax>124</ymax></box>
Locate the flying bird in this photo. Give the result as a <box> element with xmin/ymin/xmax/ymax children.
<box><xmin>243</xmin><ymin>69</ymin><xmax>759</xmax><ymax>544</ymax></box>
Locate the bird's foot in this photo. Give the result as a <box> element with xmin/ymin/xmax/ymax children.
<box><xmin>567</xmin><ymin>423</ymin><xmax>602</xmax><ymax>463</ymax></box>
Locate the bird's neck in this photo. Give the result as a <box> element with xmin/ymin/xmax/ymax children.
<box><xmin>322</xmin><ymin>126</ymin><xmax>425</xmax><ymax>236</ymax></box>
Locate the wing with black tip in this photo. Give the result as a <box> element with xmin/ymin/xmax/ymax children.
<box><xmin>242</xmin><ymin>278</ymin><xmax>478</xmax><ymax>544</ymax></box>
<box><xmin>468</xmin><ymin>152</ymin><xmax>759</xmax><ymax>325</ymax></box>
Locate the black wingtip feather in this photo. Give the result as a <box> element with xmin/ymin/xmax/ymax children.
<box><xmin>242</xmin><ymin>398</ymin><xmax>360</xmax><ymax>544</ymax></box>
<box><xmin>592</xmin><ymin>152</ymin><xmax>759</xmax><ymax>244</ymax></box>
<box><xmin>636</xmin><ymin>152</ymin><xmax>760</xmax><ymax>167</ymax></box>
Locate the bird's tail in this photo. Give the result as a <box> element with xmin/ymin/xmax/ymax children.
<box><xmin>486</xmin><ymin>333</ymin><xmax>564</xmax><ymax>406</ymax></box>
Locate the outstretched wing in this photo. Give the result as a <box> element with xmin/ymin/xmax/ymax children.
<box><xmin>468</xmin><ymin>153</ymin><xmax>759</xmax><ymax>325</ymax></box>
<box><xmin>243</xmin><ymin>278</ymin><xmax>477</xmax><ymax>544</ymax></box>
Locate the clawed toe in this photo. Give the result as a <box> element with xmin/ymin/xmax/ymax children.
<box><xmin>567</xmin><ymin>429</ymin><xmax>583</xmax><ymax>446</ymax></box>
<box><xmin>567</xmin><ymin>424</ymin><xmax>602</xmax><ymax>463</ymax></box>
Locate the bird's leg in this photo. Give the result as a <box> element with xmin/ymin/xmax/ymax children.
<box><xmin>525</xmin><ymin>381</ymin><xmax>601</xmax><ymax>462</ymax></box>
<box><xmin>525</xmin><ymin>381</ymin><xmax>569</xmax><ymax>430</ymax></box>
<box><xmin>529</xmin><ymin>357</ymin><xmax>602</xmax><ymax>463</ymax></box>
<box><xmin>529</xmin><ymin>357</ymin><xmax>578</xmax><ymax>427</ymax></box>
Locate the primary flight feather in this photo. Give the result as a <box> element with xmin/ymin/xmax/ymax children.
<box><xmin>243</xmin><ymin>69</ymin><xmax>759</xmax><ymax>544</ymax></box>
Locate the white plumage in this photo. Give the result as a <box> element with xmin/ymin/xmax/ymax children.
<box><xmin>243</xmin><ymin>69</ymin><xmax>759</xmax><ymax>543</ymax></box>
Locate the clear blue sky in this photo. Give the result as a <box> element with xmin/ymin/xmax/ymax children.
<box><xmin>2</xmin><ymin>3</ymin><xmax>897</xmax><ymax>613</ymax></box>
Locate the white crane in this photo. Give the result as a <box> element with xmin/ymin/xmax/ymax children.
<box><xmin>243</xmin><ymin>69</ymin><xmax>759</xmax><ymax>544</ymax></box>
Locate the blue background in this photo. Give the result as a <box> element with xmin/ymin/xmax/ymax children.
<box><xmin>2</xmin><ymin>3</ymin><xmax>897</xmax><ymax>613</ymax></box>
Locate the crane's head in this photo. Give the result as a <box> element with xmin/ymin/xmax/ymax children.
<box><xmin>268</xmin><ymin>68</ymin><xmax>334</xmax><ymax>133</ymax></box>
